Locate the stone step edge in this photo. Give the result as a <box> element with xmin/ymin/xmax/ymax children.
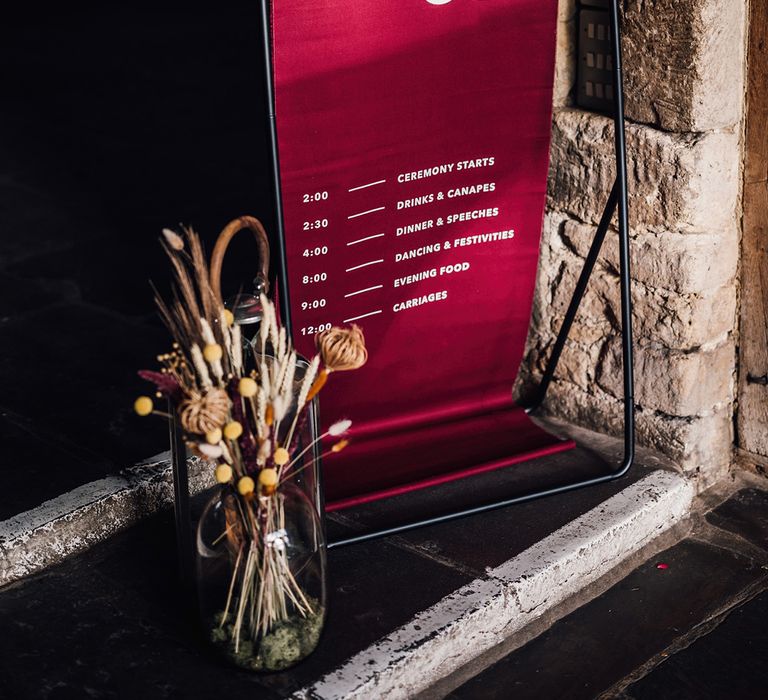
<box><xmin>294</xmin><ymin>469</ymin><xmax>695</xmax><ymax>700</ymax></box>
<box><xmin>0</xmin><ymin>454</ymin><xmax>213</xmax><ymax>587</ymax></box>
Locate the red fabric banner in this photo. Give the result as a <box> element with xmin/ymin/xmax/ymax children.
<box><xmin>272</xmin><ymin>0</ymin><xmax>573</xmax><ymax>508</ymax></box>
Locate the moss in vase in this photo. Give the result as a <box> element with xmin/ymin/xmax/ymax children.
<box><xmin>208</xmin><ymin>603</ymin><xmax>325</xmax><ymax>672</ymax></box>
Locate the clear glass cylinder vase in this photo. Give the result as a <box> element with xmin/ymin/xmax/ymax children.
<box><xmin>196</xmin><ymin>481</ymin><xmax>327</xmax><ymax>671</ymax></box>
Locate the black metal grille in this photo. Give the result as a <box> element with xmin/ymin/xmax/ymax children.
<box><xmin>577</xmin><ymin>1</ymin><xmax>614</xmax><ymax>114</ymax></box>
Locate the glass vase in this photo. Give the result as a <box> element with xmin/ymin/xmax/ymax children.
<box><xmin>195</xmin><ymin>481</ymin><xmax>327</xmax><ymax>671</ymax></box>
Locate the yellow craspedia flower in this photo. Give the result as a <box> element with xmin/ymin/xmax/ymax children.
<box><xmin>238</xmin><ymin>377</ymin><xmax>258</xmax><ymax>397</ymax></box>
<box><xmin>223</xmin><ymin>421</ymin><xmax>243</xmax><ymax>440</ymax></box>
<box><xmin>237</xmin><ymin>475</ymin><xmax>255</xmax><ymax>495</ymax></box>
<box><xmin>205</xmin><ymin>428</ymin><xmax>222</xmax><ymax>445</ymax></box>
<box><xmin>223</xmin><ymin>309</ymin><xmax>235</xmax><ymax>326</ymax></box>
<box><xmin>203</xmin><ymin>343</ymin><xmax>223</xmax><ymax>362</ymax></box>
<box><xmin>259</xmin><ymin>468</ymin><xmax>278</xmax><ymax>488</ymax></box>
<box><xmin>214</xmin><ymin>464</ymin><xmax>233</xmax><ymax>483</ymax></box>
<box><xmin>273</xmin><ymin>447</ymin><xmax>290</xmax><ymax>466</ymax></box>
<box><xmin>133</xmin><ymin>396</ymin><xmax>154</xmax><ymax>416</ymax></box>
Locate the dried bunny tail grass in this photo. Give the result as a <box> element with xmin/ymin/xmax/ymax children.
<box><xmin>278</xmin><ymin>353</ymin><xmax>297</xmax><ymax>424</ymax></box>
<box><xmin>199</xmin><ymin>317</ymin><xmax>224</xmax><ymax>381</ymax></box>
<box><xmin>316</xmin><ymin>324</ymin><xmax>368</xmax><ymax>371</ymax></box>
<box><xmin>231</xmin><ymin>324</ymin><xmax>243</xmax><ymax>374</ymax></box>
<box><xmin>162</xmin><ymin>228</ymin><xmax>185</xmax><ymax>251</ymax></box>
<box><xmin>328</xmin><ymin>419</ymin><xmax>352</xmax><ymax>436</ymax></box>
<box><xmin>284</xmin><ymin>354</ymin><xmax>319</xmax><ymax>446</ymax></box>
<box><xmin>297</xmin><ymin>355</ymin><xmax>320</xmax><ymax>407</ymax></box>
<box><xmin>280</xmin><ymin>351</ymin><xmax>297</xmax><ymax>397</ymax></box>
<box><xmin>257</xmin><ymin>438</ymin><xmax>272</xmax><ymax>466</ymax></box>
<box><xmin>277</xmin><ymin>327</ymin><xmax>287</xmax><ymax>362</ymax></box>
<box><xmin>200</xmin><ymin>317</ymin><xmax>216</xmax><ymax>345</ymax></box>
<box><xmin>259</xmin><ymin>293</ymin><xmax>271</xmax><ymax>354</ymax></box>
<box><xmin>273</xmin><ymin>394</ymin><xmax>289</xmax><ymax>423</ymax></box>
<box><xmin>255</xmin><ymin>387</ymin><xmax>266</xmax><ymax>439</ymax></box>
<box><xmin>262</xmin><ymin>294</ymin><xmax>279</xmax><ymax>354</ymax></box>
<box><xmin>219</xmin><ymin>308</ymin><xmax>233</xmax><ymax>363</ymax></box>
<box><xmin>260</xmin><ymin>361</ymin><xmax>271</xmax><ymax>398</ymax></box>
<box><xmin>274</xmin><ymin>351</ymin><xmax>291</xmax><ymax>400</ymax></box>
<box><xmin>190</xmin><ymin>344</ymin><xmax>213</xmax><ymax>388</ymax></box>
<box><xmin>179</xmin><ymin>388</ymin><xmax>229</xmax><ymax>434</ymax></box>
<box><xmin>211</xmin><ymin>357</ymin><xmax>224</xmax><ymax>383</ymax></box>
<box><xmin>220</xmin><ymin>439</ymin><xmax>234</xmax><ymax>465</ymax></box>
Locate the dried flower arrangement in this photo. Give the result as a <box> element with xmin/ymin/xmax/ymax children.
<box><xmin>135</xmin><ymin>226</ymin><xmax>367</xmax><ymax>670</ymax></box>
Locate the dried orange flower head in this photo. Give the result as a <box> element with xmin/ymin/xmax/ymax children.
<box><xmin>316</xmin><ymin>324</ymin><xmax>368</xmax><ymax>371</ymax></box>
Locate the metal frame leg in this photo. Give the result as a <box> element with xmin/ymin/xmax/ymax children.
<box><xmin>260</xmin><ymin>0</ymin><xmax>292</xmax><ymax>335</ymax></box>
<box><xmin>170</xmin><ymin>410</ymin><xmax>194</xmax><ymax>587</ymax></box>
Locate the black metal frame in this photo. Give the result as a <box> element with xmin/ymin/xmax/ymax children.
<box><xmin>169</xmin><ymin>0</ymin><xmax>634</xmax><ymax>569</ymax></box>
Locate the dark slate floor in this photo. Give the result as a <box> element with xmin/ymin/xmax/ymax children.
<box><xmin>3</xmin><ymin>476</ymin><xmax>768</xmax><ymax>700</ymax></box>
<box><xmin>448</xmin><ymin>488</ymin><xmax>768</xmax><ymax>700</ymax></box>
<box><xmin>0</xmin><ymin>446</ymin><xmax>651</xmax><ymax>700</ymax></box>
<box><xmin>0</xmin><ymin>5</ymin><xmax>275</xmax><ymax>519</ymax></box>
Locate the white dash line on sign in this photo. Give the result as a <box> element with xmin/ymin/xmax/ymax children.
<box><xmin>346</xmin><ymin>259</ymin><xmax>384</xmax><ymax>272</ymax></box>
<box><xmin>347</xmin><ymin>233</ymin><xmax>385</xmax><ymax>246</ymax></box>
<box><xmin>343</xmin><ymin>309</ymin><xmax>383</xmax><ymax>323</ymax></box>
<box><xmin>348</xmin><ymin>179</ymin><xmax>386</xmax><ymax>192</ymax></box>
<box><xmin>348</xmin><ymin>206</ymin><xmax>385</xmax><ymax>220</ymax></box>
<box><xmin>344</xmin><ymin>285</ymin><xmax>384</xmax><ymax>298</ymax></box>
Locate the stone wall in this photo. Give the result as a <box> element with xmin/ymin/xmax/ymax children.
<box><xmin>517</xmin><ymin>0</ymin><xmax>746</xmax><ymax>487</ymax></box>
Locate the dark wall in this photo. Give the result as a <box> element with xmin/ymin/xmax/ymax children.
<box><xmin>0</xmin><ymin>5</ymin><xmax>274</xmax><ymax>315</ymax></box>
<box><xmin>0</xmin><ymin>6</ymin><xmax>274</xmax><ymax>515</ymax></box>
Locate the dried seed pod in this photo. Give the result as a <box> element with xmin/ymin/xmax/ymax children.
<box><xmin>316</xmin><ymin>324</ymin><xmax>368</xmax><ymax>371</ymax></box>
<box><xmin>179</xmin><ymin>387</ymin><xmax>229</xmax><ymax>434</ymax></box>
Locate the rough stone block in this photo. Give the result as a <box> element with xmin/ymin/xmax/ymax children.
<box><xmin>622</xmin><ymin>0</ymin><xmax>746</xmax><ymax>132</ymax></box>
<box><xmin>537</xmin><ymin>381</ymin><xmax>733</xmax><ymax>481</ymax></box>
<box><xmin>553</xmin><ymin>0</ymin><xmax>577</xmax><ymax>108</ymax></box>
<box><xmin>536</xmin><ymin>219</ymin><xmax>738</xmax><ymax>350</ymax></box>
<box><xmin>560</xmin><ymin>222</ymin><xmax>738</xmax><ymax>295</ymax></box>
<box><xmin>627</xmin><ymin>283</ymin><xmax>737</xmax><ymax>352</ymax></box>
<box><xmin>598</xmin><ymin>337</ymin><xmax>736</xmax><ymax>417</ymax></box>
<box><xmin>548</xmin><ymin>109</ymin><xmax>740</xmax><ymax>235</ymax></box>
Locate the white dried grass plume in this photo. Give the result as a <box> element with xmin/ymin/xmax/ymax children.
<box><xmin>281</xmin><ymin>351</ymin><xmax>297</xmax><ymax>397</ymax></box>
<box><xmin>255</xmin><ymin>387</ymin><xmax>266</xmax><ymax>438</ymax></box>
<box><xmin>257</xmin><ymin>438</ymin><xmax>272</xmax><ymax>465</ymax></box>
<box><xmin>162</xmin><ymin>228</ymin><xmax>185</xmax><ymax>251</ymax></box>
<box><xmin>259</xmin><ymin>294</ymin><xmax>278</xmax><ymax>352</ymax></box>
<box><xmin>190</xmin><ymin>344</ymin><xmax>212</xmax><ymax>388</ymax></box>
<box><xmin>197</xmin><ymin>442</ymin><xmax>223</xmax><ymax>459</ymax></box>
<box><xmin>274</xmin><ymin>353</ymin><xmax>291</xmax><ymax>400</ymax></box>
<box><xmin>220</xmin><ymin>440</ymin><xmax>234</xmax><ymax>465</ymax></box>
<box><xmin>259</xmin><ymin>293</ymin><xmax>271</xmax><ymax>352</ymax></box>
<box><xmin>231</xmin><ymin>324</ymin><xmax>243</xmax><ymax>374</ymax></box>
<box><xmin>200</xmin><ymin>317</ymin><xmax>216</xmax><ymax>346</ymax></box>
<box><xmin>266</xmin><ymin>300</ymin><xmax>279</xmax><ymax>352</ymax></box>
<box><xmin>297</xmin><ymin>355</ymin><xmax>320</xmax><ymax>407</ymax></box>
<box><xmin>260</xmin><ymin>361</ymin><xmax>271</xmax><ymax>398</ymax></box>
<box><xmin>329</xmin><ymin>419</ymin><xmax>352</xmax><ymax>436</ymax></box>
<box><xmin>201</xmin><ymin>320</ymin><xmax>224</xmax><ymax>382</ymax></box>
<box><xmin>273</xmin><ymin>394</ymin><xmax>289</xmax><ymax>422</ymax></box>
<box><xmin>219</xmin><ymin>308</ymin><xmax>232</xmax><ymax>358</ymax></box>
<box><xmin>277</xmin><ymin>327</ymin><xmax>287</xmax><ymax>361</ymax></box>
